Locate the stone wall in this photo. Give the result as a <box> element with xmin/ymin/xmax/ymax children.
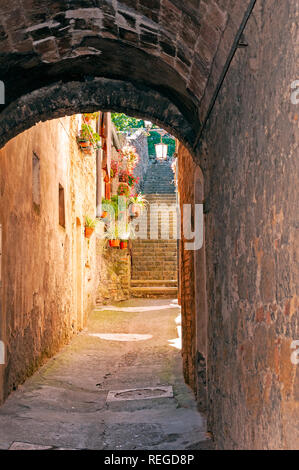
<box><xmin>96</xmin><ymin>241</ymin><xmax>131</xmax><ymax>304</ymax></box>
<box><xmin>127</xmin><ymin>129</ymin><xmax>150</xmax><ymax>192</ymax></box>
<box><xmin>178</xmin><ymin>1</ymin><xmax>299</xmax><ymax>450</ymax></box>
<box><xmin>177</xmin><ymin>146</ymin><xmax>197</xmax><ymax>392</ymax></box>
<box><xmin>0</xmin><ymin>116</ymin><xmax>98</xmax><ymax>402</ymax></box>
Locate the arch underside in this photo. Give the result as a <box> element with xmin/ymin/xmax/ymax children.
<box><xmin>0</xmin><ymin>1</ymin><xmax>241</xmax><ymax>157</ymax></box>
<box><xmin>0</xmin><ymin>75</ymin><xmax>199</xmax><ymax>157</ymax></box>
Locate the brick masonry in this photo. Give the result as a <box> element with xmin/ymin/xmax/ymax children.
<box><xmin>0</xmin><ymin>1</ymin><xmax>252</xmax><ymax>155</ymax></box>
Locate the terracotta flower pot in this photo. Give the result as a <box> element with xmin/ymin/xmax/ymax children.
<box><xmin>83</xmin><ymin>148</ymin><xmax>93</xmax><ymax>155</ymax></box>
<box><xmin>78</xmin><ymin>140</ymin><xmax>90</xmax><ymax>148</ymax></box>
<box><xmin>131</xmin><ymin>204</ymin><xmax>141</xmax><ymax>218</ymax></box>
<box><xmin>120</xmin><ymin>241</ymin><xmax>128</xmax><ymax>250</ymax></box>
<box><xmin>85</xmin><ymin>227</ymin><xmax>94</xmax><ymax>239</ymax></box>
<box><xmin>109</xmin><ymin>239</ymin><xmax>120</xmax><ymax>248</ymax></box>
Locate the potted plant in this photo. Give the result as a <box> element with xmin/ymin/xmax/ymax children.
<box><xmin>84</xmin><ymin>215</ymin><xmax>97</xmax><ymax>238</ymax></box>
<box><xmin>129</xmin><ymin>193</ymin><xmax>148</xmax><ymax>217</ymax></box>
<box><xmin>77</xmin><ymin>123</ymin><xmax>93</xmax><ymax>152</ymax></box>
<box><xmin>119</xmin><ymin>169</ymin><xmax>129</xmax><ymax>183</ymax></box>
<box><xmin>128</xmin><ymin>174</ymin><xmax>140</xmax><ymax>188</ymax></box>
<box><xmin>102</xmin><ymin>196</ymin><xmax>121</xmax><ymax>220</ymax></box>
<box><xmin>121</xmin><ymin>145</ymin><xmax>140</xmax><ymax>171</ymax></box>
<box><xmin>77</xmin><ymin>123</ymin><xmax>101</xmax><ymax>154</ymax></box>
<box><xmin>83</xmin><ymin>112</ymin><xmax>99</xmax><ymax>124</ymax></box>
<box><xmin>117</xmin><ymin>182</ymin><xmax>130</xmax><ymax>197</ymax></box>
<box><xmin>107</xmin><ymin>224</ymin><xmax>120</xmax><ymax>247</ymax></box>
<box><xmin>110</xmin><ymin>160</ymin><xmax>119</xmax><ymax>179</ymax></box>
<box><xmin>120</xmin><ymin>240</ymin><xmax>128</xmax><ymax>249</ymax></box>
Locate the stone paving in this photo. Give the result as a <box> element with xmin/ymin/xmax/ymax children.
<box><xmin>0</xmin><ymin>299</ymin><xmax>211</xmax><ymax>450</ymax></box>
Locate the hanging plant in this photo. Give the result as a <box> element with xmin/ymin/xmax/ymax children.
<box><xmin>128</xmin><ymin>174</ymin><xmax>140</xmax><ymax>187</ymax></box>
<box><xmin>120</xmin><ymin>240</ymin><xmax>128</xmax><ymax>250</ymax></box>
<box><xmin>110</xmin><ymin>160</ymin><xmax>119</xmax><ymax>179</ymax></box>
<box><xmin>121</xmin><ymin>145</ymin><xmax>140</xmax><ymax>171</ymax></box>
<box><xmin>102</xmin><ymin>196</ymin><xmax>120</xmax><ymax>219</ymax></box>
<box><xmin>119</xmin><ymin>169</ymin><xmax>129</xmax><ymax>183</ymax></box>
<box><xmin>83</xmin><ymin>112</ymin><xmax>100</xmax><ymax>123</ymax></box>
<box><xmin>129</xmin><ymin>193</ymin><xmax>148</xmax><ymax>217</ymax></box>
<box><xmin>117</xmin><ymin>183</ymin><xmax>130</xmax><ymax>197</ymax></box>
<box><xmin>77</xmin><ymin>123</ymin><xmax>101</xmax><ymax>154</ymax></box>
<box><xmin>84</xmin><ymin>215</ymin><xmax>98</xmax><ymax>238</ymax></box>
<box><xmin>105</xmin><ymin>223</ymin><xmax>120</xmax><ymax>247</ymax></box>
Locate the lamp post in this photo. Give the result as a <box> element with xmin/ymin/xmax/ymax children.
<box><xmin>155</xmin><ymin>132</ymin><xmax>168</xmax><ymax>161</ymax></box>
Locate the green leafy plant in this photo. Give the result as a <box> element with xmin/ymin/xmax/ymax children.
<box><xmin>83</xmin><ymin>112</ymin><xmax>100</xmax><ymax>122</ymax></box>
<box><xmin>129</xmin><ymin>193</ymin><xmax>148</xmax><ymax>207</ymax></box>
<box><xmin>111</xmin><ymin>113</ymin><xmax>145</xmax><ymax>131</ymax></box>
<box><xmin>117</xmin><ymin>183</ymin><xmax>130</xmax><ymax>197</ymax></box>
<box><xmin>102</xmin><ymin>196</ymin><xmax>122</xmax><ymax>219</ymax></box>
<box><xmin>104</xmin><ymin>223</ymin><xmax>120</xmax><ymax>240</ymax></box>
<box><xmin>85</xmin><ymin>215</ymin><xmax>98</xmax><ymax>229</ymax></box>
<box><xmin>79</xmin><ymin>123</ymin><xmax>101</xmax><ymax>146</ymax></box>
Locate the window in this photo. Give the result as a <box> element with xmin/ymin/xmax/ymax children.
<box><xmin>59</xmin><ymin>184</ymin><xmax>65</xmax><ymax>228</ymax></box>
<box><xmin>32</xmin><ymin>152</ymin><xmax>41</xmax><ymax>209</ymax></box>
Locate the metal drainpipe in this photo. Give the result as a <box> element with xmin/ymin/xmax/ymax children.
<box><xmin>175</xmin><ymin>142</ymin><xmax>180</xmax><ymax>303</ymax></box>
<box><xmin>96</xmin><ymin>114</ymin><xmax>102</xmax><ymax>218</ymax></box>
<box><xmin>193</xmin><ymin>0</ymin><xmax>257</xmax><ymax>150</ymax></box>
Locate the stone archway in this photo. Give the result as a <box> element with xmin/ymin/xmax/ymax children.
<box><xmin>0</xmin><ymin>1</ymin><xmax>251</xmax><ymax>157</ymax></box>
<box><xmin>0</xmin><ymin>78</ymin><xmax>197</xmax><ymax>154</ymax></box>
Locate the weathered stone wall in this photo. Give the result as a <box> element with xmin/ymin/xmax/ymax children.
<box><xmin>127</xmin><ymin>129</ymin><xmax>150</xmax><ymax>192</ymax></box>
<box><xmin>0</xmin><ymin>116</ymin><xmax>98</xmax><ymax>402</ymax></box>
<box><xmin>196</xmin><ymin>1</ymin><xmax>298</xmax><ymax>450</ymax></box>
<box><xmin>0</xmin><ymin>0</ymin><xmax>234</xmax><ymax>139</ymax></box>
<box><xmin>96</xmin><ymin>241</ymin><xmax>131</xmax><ymax>304</ymax></box>
<box><xmin>177</xmin><ymin>146</ymin><xmax>197</xmax><ymax>392</ymax></box>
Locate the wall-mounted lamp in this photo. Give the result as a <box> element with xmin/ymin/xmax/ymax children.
<box><xmin>155</xmin><ymin>133</ymin><xmax>168</xmax><ymax>160</ymax></box>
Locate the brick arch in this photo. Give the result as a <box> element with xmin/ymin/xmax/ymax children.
<box><xmin>0</xmin><ymin>0</ymin><xmax>244</xmax><ymax>155</ymax></box>
<box><xmin>0</xmin><ymin>76</ymin><xmax>197</xmax><ymax>154</ymax></box>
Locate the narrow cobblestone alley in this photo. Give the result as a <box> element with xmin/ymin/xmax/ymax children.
<box><xmin>0</xmin><ymin>0</ymin><xmax>298</xmax><ymax>451</ymax></box>
<box><xmin>0</xmin><ymin>299</ymin><xmax>208</xmax><ymax>451</ymax></box>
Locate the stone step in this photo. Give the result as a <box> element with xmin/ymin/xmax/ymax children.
<box><xmin>130</xmin><ymin>286</ymin><xmax>178</xmax><ymax>298</ymax></box>
<box><xmin>132</xmin><ymin>252</ymin><xmax>177</xmax><ymax>258</ymax></box>
<box><xmin>130</xmin><ymin>279</ymin><xmax>178</xmax><ymax>287</ymax></box>
<box><xmin>145</xmin><ymin>198</ymin><xmax>176</xmax><ymax>201</ymax></box>
<box><xmin>132</xmin><ymin>241</ymin><xmax>177</xmax><ymax>245</ymax></box>
<box><xmin>131</xmin><ymin>273</ymin><xmax>178</xmax><ymax>280</ymax></box>
<box><xmin>132</xmin><ymin>263</ymin><xmax>177</xmax><ymax>268</ymax></box>
<box><xmin>132</xmin><ymin>253</ymin><xmax>177</xmax><ymax>259</ymax></box>
<box><xmin>132</xmin><ymin>254</ymin><xmax>177</xmax><ymax>259</ymax></box>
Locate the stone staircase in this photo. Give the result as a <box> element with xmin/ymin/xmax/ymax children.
<box><xmin>142</xmin><ymin>160</ymin><xmax>175</xmax><ymax>194</ymax></box>
<box><xmin>131</xmin><ymin>161</ymin><xmax>178</xmax><ymax>298</ymax></box>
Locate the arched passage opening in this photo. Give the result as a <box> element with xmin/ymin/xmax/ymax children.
<box><xmin>0</xmin><ymin>103</ymin><xmax>208</xmax><ymax>449</ymax></box>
